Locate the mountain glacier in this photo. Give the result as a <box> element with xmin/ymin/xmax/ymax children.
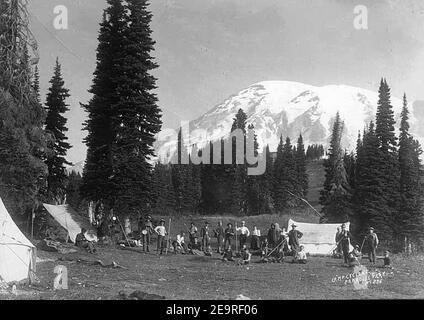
<box><xmin>155</xmin><ymin>81</ymin><xmax>422</xmax><ymax>162</ymax></box>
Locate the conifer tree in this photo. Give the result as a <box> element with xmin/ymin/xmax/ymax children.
<box><xmin>295</xmin><ymin>134</ymin><xmax>308</xmax><ymax>197</ymax></box>
<box><xmin>354</xmin><ymin>122</ymin><xmax>383</xmax><ymax>236</ymax></box>
<box><xmin>0</xmin><ymin>3</ymin><xmax>47</xmax><ymax>218</ymax></box>
<box><xmin>81</xmin><ymin>0</ymin><xmax>127</xmax><ymax>213</ymax></box>
<box><xmin>398</xmin><ymin>94</ymin><xmax>424</xmax><ymax>242</ymax></box>
<box><xmin>374</xmin><ymin>79</ymin><xmax>400</xmax><ymax>242</ymax></box>
<box><xmin>112</xmin><ymin>0</ymin><xmax>162</xmax><ymax>217</ymax></box>
<box><xmin>320</xmin><ymin>112</ymin><xmax>351</xmax><ymax>222</ymax></box>
<box><xmin>44</xmin><ymin>58</ymin><xmax>71</xmax><ymax>203</ymax></box>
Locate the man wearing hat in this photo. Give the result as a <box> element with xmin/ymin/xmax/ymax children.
<box><xmin>288</xmin><ymin>223</ymin><xmax>303</xmax><ymax>258</ymax></box>
<box><xmin>366</xmin><ymin>227</ymin><xmax>379</xmax><ymax>264</ymax></box>
<box><xmin>154</xmin><ymin>219</ymin><xmax>167</xmax><ymax>255</ymax></box>
<box><xmin>200</xmin><ymin>221</ymin><xmax>211</xmax><ymax>251</ymax></box>
<box><xmin>224</xmin><ymin>222</ymin><xmax>235</xmax><ymax>250</ymax></box>
<box><xmin>339</xmin><ymin>223</ymin><xmax>352</xmax><ymax>265</ymax></box>
<box><xmin>140</xmin><ymin>215</ymin><xmax>154</xmax><ymax>252</ymax></box>
<box><xmin>214</xmin><ymin>221</ymin><xmax>225</xmax><ymax>253</ymax></box>
<box><xmin>188</xmin><ymin>222</ymin><xmax>198</xmax><ymax>247</ymax></box>
<box><xmin>236</xmin><ymin>221</ymin><xmax>250</xmax><ymax>250</ymax></box>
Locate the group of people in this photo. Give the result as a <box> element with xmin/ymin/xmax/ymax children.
<box><xmin>136</xmin><ymin>216</ymin><xmax>309</xmax><ymax>264</ymax></box>
<box><xmin>55</xmin><ymin>216</ymin><xmax>393</xmax><ymax>269</ymax></box>
<box><xmin>334</xmin><ymin>224</ymin><xmax>391</xmax><ymax>268</ymax></box>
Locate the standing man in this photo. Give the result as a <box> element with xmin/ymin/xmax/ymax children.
<box><xmin>236</xmin><ymin>221</ymin><xmax>250</xmax><ymax>250</ymax></box>
<box><xmin>267</xmin><ymin>223</ymin><xmax>278</xmax><ymax>249</ymax></box>
<box><xmin>224</xmin><ymin>222</ymin><xmax>235</xmax><ymax>250</ymax></box>
<box><xmin>154</xmin><ymin>219</ymin><xmax>167</xmax><ymax>255</ymax></box>
<box><xmin>188</xmin><ymin>222</ymin><xmax>198</xmax><ymax>247</ymax></box>
<box><xmin>366</xmin><ymin>227</ymin><xmax>379</xmax><ymax>265</ymax></box>
<box><xmin>251</xmin><ymin>226</ymin><xmax>261</xmax><ymax>251</ymax></box>
<box><xmin>288</xmin><ymin>223</ymin><xmax>303</xmax><ymax>259</ymax></box>
<box><xmin>140</xmin><ymin>215</ymin><xmax>154</xmax><ymax>252</ymax></box>
<box><xmin>214</xmin><ymin>221</ymin><xmax>225</xmax><ymax>253</ymax></box>
<box><xmin>200</xmin><ymin>221</ymin><xmax>211</xmax><ymax>251</ymax></box>
<box><xmin>339</xmin><ymin>223</ymin><xmax>352</xmax><ymax>266</ymax></box>
<box><xmin>334</xmin><ymin>227</ymin><xmax>342</xmax><ymax>256</ymax></box>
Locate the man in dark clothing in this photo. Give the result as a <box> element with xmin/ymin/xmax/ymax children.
<box><xmin>366</xmin><ymin>227</ymin><xmax>379</xmax><ymax>264</ymax></box>
<box><xmin>140</xmin><ymin>216</ymin><xmax>154</xmax><ymax>252</ymax></box>
<box><xmin>200</xmin><ymin>221</ymin><xmax>211</xmax><ymax>251</ymax></box>
<box><xmin>339</xmin><ymin>223</ymin><xmax>352</xmax><ymax>265</ymax></box>
<box><xmin>188</xmin><ymin>222</ymin><xmax>198</xmax><ymax>247</ymax></box>
<box><xmin>75</xmin><ymin>228</ymin><xmax>96</xmax><ymax>254</ymax></box>
<box><xmin>288</xmin><ymin>224</ymin><xmax>303</xmax><ymax>256</ymax></box>
<box><xmin>267</xmin><ymin>223</ymin><xmax>279</xmax><ymax>248</ymax></box>
<box><xmin>334</xmin><ymin>227</ymin><xmax>342</xmax><ymax>256</ymax></box>
<box><xmin>224</xmin><ymin>223</ymin><xmax>235</xmax><ymax>250</ymax></box>
<box><xmin>214</xmin><ymin>221</ymin><xmax>225</xmax><ymax>253</ymax></box>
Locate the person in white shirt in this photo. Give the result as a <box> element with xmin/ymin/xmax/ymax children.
<box><xmin>250</xmin><ymin>226</ymin><xmax>261</xmax><ymax>251</ymax></box>
<box><xmin>154</xmin><ymin>219</ymin><xmax>167</xmax><ymax>255</ymax></box>
<box><xmin>236</xmin><ymin>221</ymin><xmax>250</xmax><ymax>250</ymax></box>
<box><xmin>172</xmin><ymin>232</ymin><xmax>187</xmax><ymax>254</ymax></box>
<box><xmin>292</xmin><ymin>245</ymin><xmax>307</xmax><ymax>264</ymax></box>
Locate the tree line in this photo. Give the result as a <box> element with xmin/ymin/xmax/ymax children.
<box><xmin>152</xmin><ymin>108</ymin><xmax>312</xmax><ymax>217</ymax></box>
<box><xmin>320</xmin><ymin>79</ymin><xmax>424</xmax><ymax>250</ymax></box>
<box><xmin>1</xmin><ymin>0</ymin><xmax>73</xmax><ymax>229</ymax></box>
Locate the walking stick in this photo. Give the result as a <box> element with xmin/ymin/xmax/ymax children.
<box><xmin>359</xmin><ymin>236</ymin><xmax>366</xmax><ymax>253</ymax></box>
<box><xmin>166</xmin><ymin>218</ymin><xmax>172</xmax><ymax>255</ymax></box>
<box><xmin>235</xmin><ymin>221</ymin><xmax>238</xmax><ymax>254</ymax></box>
<box><xmin>267</xmin><ymin>237</ymin><xmax>287</xmax><ymax>257</ymax></box>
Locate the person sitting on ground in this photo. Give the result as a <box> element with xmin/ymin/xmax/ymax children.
<box><xmin>187</xmin><ymin>236</ymin><xmax>201</xmax><ymax>253</ymax></box>
<box><xmin>292</xmin><ymin>245</ymin><xmax>307</xmax><ymax>264</ymax></box>
<box><xmin>383</xmin><ymin>250</ymin><xmax>392</xmax><ymax>269</ymax></box>
<box><xmin>222</xmin><ymin>247</ymin><xmax>234</xmax><ymax>262</ymax></box>
<box><xmin>45</xmin><ymin>226</ymin><xmax>58</xmax><ymax>241</ymax></box>
<box><xmin>348</xmin><ymin>245</ymin><xmax>362</xmax><ymax>267</ymax></box>
<box><xmin>238</xmin><ymin>244</ymin><xmax>252</xmax><ymax>265</ymax></box>
<box><xmin>75</xmin><ymin>228</ymin><xmax>96</xmax><ymax>254</ymax></box>
<box><xmin>204</xmin><ymin>245</ymin><xmax>213</xmax><ymax>257</ymax></box>
<box><xmin>172</xmin><ymin>232</ymin><xmax>187</xmax><ymax>254</ymax></box>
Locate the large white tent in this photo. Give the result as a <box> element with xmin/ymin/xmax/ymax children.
<box><xmin>43</xmin><ymin>203</ymin><xmax>97</xmax><ymax>243</ymax></box>
<box><xmin>287</xmin><ymin>219</ymin><xmax>353</xmax><ymax>256</ymax></box>
<box><xmin>0</xmin><ymin>197</ymin><xmax>36</xmax><ymax>283</ymax></box>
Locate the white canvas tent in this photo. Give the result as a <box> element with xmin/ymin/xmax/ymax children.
<box><xmin>43</xmin><ymin>203</ymin><xmax>97</xmax><ymax>243</ymax></box>
<box><xmin>287</xmin><ymin>219</ymin><xmax>353</xmax><ymax>256</ymax></box>
<box><xmin>0</xmin><ymin>197</ymin><xmax>36</xmax><ymax>283</ymax></box>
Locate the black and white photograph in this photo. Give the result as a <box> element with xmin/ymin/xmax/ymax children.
<box><xmin>1</xmin><ymin>0</ymin><xmax>424</xmax><ymax>307</ymax></box>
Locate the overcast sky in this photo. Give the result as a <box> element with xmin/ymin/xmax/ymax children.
<box><xmin>28</xmin><ymin>0</ymin><xmax>424</xmax><ymax>163</ymax></box>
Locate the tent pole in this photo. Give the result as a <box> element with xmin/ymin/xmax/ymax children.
<box><xmin>31</xmin><ymin>206</ymin><xmax>35</xmax><ymax>240</ymax></box>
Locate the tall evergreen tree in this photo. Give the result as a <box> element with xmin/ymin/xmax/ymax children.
<box><xmin>398</xmin><ymin>94</ymin><xmax>424</xmax><ymax>242</ymax></box>
<box><xmin>295</xmin><ymin>134</ymin><xmax>308</xmax><ymax>198</ymax></box>
<box><xmin>229</xmin><ymin>109</ymin><xmax>248</xmax><ymax>215</ymax></box>
<box><xmin>374</xmin><ymin>79</ymin><xmax>400</xmax><ymax>242</ymax></box>
<box><xmin>44</xmin><ymin>58</ymin><xmax>71</xmax><ymax>203</ymax></box>
<box><xmin>354</xmin><ymin>122</ymin><xmax>383</xmax><ymax>237</ymax></box>
<box><xmin>0</xmin><ymin>3</ymin><xmax>47</xmax><ymax>219</ymax></box>
<box><xmin>320</xmin><ymin>112</ymin><xmax>351</xmax><ymax>222</ymax></box>
<box><xmin>112</xmin><ymin>0</ymin><xmax>162</xmax><ymax>217</ymax></box>
<box><xmin>273</xmin><ymin>137</ymin><xmax>297</xmax><ymax>211</ymax></box>
<box><xmin>81</xmin><ymin>0</ymin><xmax>127</xmax><ymax>214</ymax></box>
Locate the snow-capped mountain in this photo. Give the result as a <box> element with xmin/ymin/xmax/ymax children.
<box><xmin>155</xmin><ymin>81</ymin><xmax>423</xmax><ymax>162</ymax></box>
<box><xmin>65</xmin><ymin>161</ymin><xmax>84</xmax><ymax>176</ymax></box>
